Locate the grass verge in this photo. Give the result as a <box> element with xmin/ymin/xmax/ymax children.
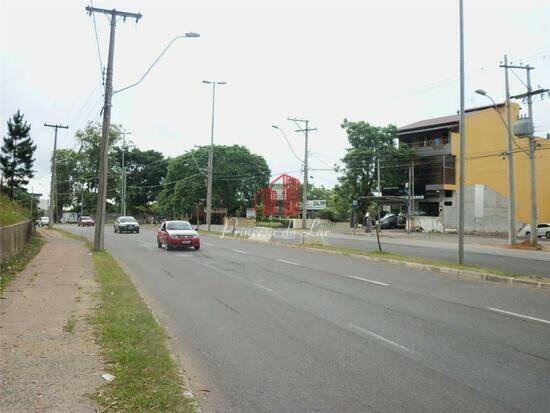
<box><xmin>0</xmin><ymin>233</ymin><xmax>45</xmax><ymax>294</ymax></box>
<box><xmin>302</xmin><ymin>243</ymin><xmax>543</xmax><ymax>280</ymax></box>
<box><xmin>91</xmin><ymin>249</ymin><xmax>195</xmax><ymax>412</ymax></box>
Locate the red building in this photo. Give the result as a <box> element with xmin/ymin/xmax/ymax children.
<box><xmin>255</xmin><ymin>173</ymin><xmax>301</xmax><ymax>218</ymax></box>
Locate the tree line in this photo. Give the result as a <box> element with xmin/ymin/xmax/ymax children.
<box><xmin>2</xmin><ymin>110</ymin><xmax>411</xmax><ymax>222</ymax></box>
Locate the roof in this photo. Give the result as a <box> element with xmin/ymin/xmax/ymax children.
<box><xmin>398</xmin><ymin>103</ymin><xmax>507</xmax><ymax>134</ymax></box>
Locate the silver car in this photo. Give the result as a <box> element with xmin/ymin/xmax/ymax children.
<box><xmin>517</xmin><ymin>223</ymin><xmax>550</xmax><ymax>239</ymax></box>
<box><xmin>114</xmin><ymin>216</ymin><xmax>140</xmax><ymax>233</ymax></box>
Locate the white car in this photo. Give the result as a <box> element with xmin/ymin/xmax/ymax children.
<box><xmin>37</xmin><ymin>216</ymin><xmax>50</xmax><ymax>226</ymax></box>
<box><xmin>517</xmin><ymin>223</ymin><xmax>550</xmax><ymax>239</ymax></box>
<box><xmin>114</xmin><ymin>216</ymin><xmax>140</xmax><ymax>233</ymax></box>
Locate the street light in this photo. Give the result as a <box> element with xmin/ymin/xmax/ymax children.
<box><xmin>475</xmin><ymin>88</ymin><xmax>519</xmax><ymax>245</ymax></box>
<box><xmin>476</xmin><ymin>88</ymin><xmax>537</xmax><ymax>247</ymax></box>
<box><xmin>203</xmin><ymin>80</ymin><xmax>226</xmax><ymax>231</ymax></box>
<box><xmin>114</xmin><ymin>33</ymin><xmax>200</xmax><ymax>95</ymax></box>
<box><xmin>272</xmin><ymin>125</ymin><xmax>304</xmax><ymax>163</ymax></box>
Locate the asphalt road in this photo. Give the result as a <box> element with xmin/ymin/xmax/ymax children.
<box><xmin>204</xmin><ymin>225</ymin><xmax>550</xmax><ymax>278</ymax></box>
<box><xmin>62</xmin><ymin>224</ymin><xmax>550</xmax><ymax>413</ymax></box>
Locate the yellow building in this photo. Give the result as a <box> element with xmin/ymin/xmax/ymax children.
<box><xmin>398</xmin><ymin>103</ymin><xmax>550</xmax><ymax>232</ymax></box>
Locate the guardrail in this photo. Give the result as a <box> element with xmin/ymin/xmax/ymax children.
<box><xmin>0</xmin><ymin>220</ymin><xmax>33</xmax><ymax>263</ymax></box>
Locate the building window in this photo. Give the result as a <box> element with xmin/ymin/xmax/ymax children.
<box><xmin>445</xmin><ymin>190</ymin><xmax>453</xmax><ymax>198</ymax></box>
<box><xmin>444</xmin><ymin>201</ymin><xmax>453</xmax><ymax>206</ymax></box>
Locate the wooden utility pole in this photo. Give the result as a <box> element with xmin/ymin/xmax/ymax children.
<box><xmin>44</xmin><ymin>123</ymin><xmax>69</xmax><ymax>228</ymax></box>
<box><xmin>85</xmin><ymin>6</ymin><xmax>142</xmax><ymax>251</ymax></box>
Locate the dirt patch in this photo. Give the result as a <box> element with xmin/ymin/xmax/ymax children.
<box><xmin>0</xmin><ymin>230</ymin><xmax>103</xmax><ymax>412</ymax></box>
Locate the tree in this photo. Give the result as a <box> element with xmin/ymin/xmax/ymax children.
<box><xmin>0</xmin><ymin>111</ymin><xmax>36</xmax><ymax>198</ymax></box>
<box><xmin>54</xmin><ymin>148</ymin><xmax>80</xmax><ymax>219</ymax></box>
<box><xmin>118</xmin><ymin>147</ymin><xmax>168</xmax><ymax>215</ymax></box>
<box><xmin>157</xmin><ymin>145</ymin><xmax>270</xmax><ymax>218</ymax></box>
<box><xmin>336</xmin><ymin>119</ymin><xmax>412</xmax><ymax>219</ymax></box>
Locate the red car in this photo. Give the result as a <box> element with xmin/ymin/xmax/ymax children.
<box><xmin>157</xmin><ymin>220</ymin><xmax>200</xmax><ymax>251</ymax></box>
<box><xmin>77</xmin><ymin>216</ymin><xmax>95</xmax><ymax>227</ymax></box>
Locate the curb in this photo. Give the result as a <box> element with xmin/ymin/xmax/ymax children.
<box><xmin>209</xmin><ymin>232</ymin><xmax>550</xmax><ymax>291</ymax></box>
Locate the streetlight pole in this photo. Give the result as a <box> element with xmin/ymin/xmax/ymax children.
<box><xmin>203</xmin><ymin>80</ymin><xmax>226</xmax><ymax>231</ymax></box>
<box><xmin>475</xmin><ymin>87</ymin><xmax>520</xmax><ymax>246</ymax></box>
<box><xmin>458</xmin><ymin>0</ymin><xmax>466</xmax><ymax>264</ymax></box>
<box><xmin>120</xmin><ymin>130</ymin><xmax>131</xmax><ymax>216</ymax></box>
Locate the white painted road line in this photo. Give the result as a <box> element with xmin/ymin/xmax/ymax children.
<box><xmin>202</xmin><ymin>242</ymin><xmax>214</xmax><ymax>246</ymax></box>
<box><xmin>233</xmin><ymin>249</ymin><xmax>248</xmax><ymax>255</ymax></box>
<box><xmin>347</xmin><ymin>275</ymin><xmax>389</xmax><ymax>287</ymax></box>
<box><xmin>487</xmin><ymin>307</ymin><xmax>550</xmax><ymax>325</ymax></box>
<box><xmin>252</xmin><ymin>283</ymin><xmax>277</xmax><ymax>294</ymax></box>
<box><xmin>348</xmin><ymin>323</ymin><xmax>413</xmax><ymax>353</ymax></box>
<box><xmin>277</xmin><ymin>259</ymin><xmax>299</xmax><ymax>266</ymax></box>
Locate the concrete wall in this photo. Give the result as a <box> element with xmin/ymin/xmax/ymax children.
<box><xmin>451</xmin><ymin>104</ymin><xmax>550</xmax><ymax>223</ymax></box>
<box><xmin>0</xmin><ymin>220</ymin><xmax>33</xmax><ymax>263</ymax></box>
<box><xmin>443</xmin><ymin>184</ymin><xmax>520</xmax><ymax>233</ymax></box>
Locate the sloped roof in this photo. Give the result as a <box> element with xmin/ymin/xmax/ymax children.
<box><xmin>398</xmin><ymin>103</ymin><xmax>507</xmax><ymax>134</ymax></box>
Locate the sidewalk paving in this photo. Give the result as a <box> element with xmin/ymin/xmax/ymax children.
<box><xmin>0</xmin><ymin>230</ymin><xmax>103</xmax><ymax>413</ymax></box>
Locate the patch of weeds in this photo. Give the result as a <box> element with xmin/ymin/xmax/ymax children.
<box><xmin>91</xmin><ymin>250</ymin><xmax>195</xmax><ymax>412</ymax></box>
<box><xmin>63</xmin><ymin>317</ymin><xmax>76</xmax><ymax>333</ymax></box>
<box><xmin>0</xmin><ymin>233</ymin><xmax>45</xmax><ymax>294</ymax></box>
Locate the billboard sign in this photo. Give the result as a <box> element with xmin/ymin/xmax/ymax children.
<box><xmin>306</xmin><ymin>200</ymin><xmax>327</xmax><ymax>210</ymax></box>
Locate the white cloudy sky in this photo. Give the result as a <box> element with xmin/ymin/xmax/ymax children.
<box><xmin>1</xmin><ymin>0</ymin><xmax>549</xmax><ymax>198</ymax></box>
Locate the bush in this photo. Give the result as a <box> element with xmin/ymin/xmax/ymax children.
<box><xmin>315</xmin><ymin>208</ymin><xmax>337</xmax><ymax>222</ymax></box>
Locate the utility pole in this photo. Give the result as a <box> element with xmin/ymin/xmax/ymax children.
<box><xmin>501</xmin><ymin>63</ymin><xmax>548</xmax><ymax>248</ymax></box>
<box><xmin>44</xmin><ymin>123</ymin><xmax>69</xmax><ymax>228</ymax></box>
<box><xmin>120</xmin><ymin>130</ymin><xmax>131</xmax><ymax>216</ymax></box>
<box><xmin>288</xmin><ymin>117</ymin><xmax>317</xmax><ymax>229</ymax></box>
<box><xmin>85</xmin><ymin>6</ymin><xmax>142</xmax><ymax>251</ymax></box>
<box><xmin>407</xmin><ymin>163</ymin><xmax>412</xmax><ymax>234</ymax></box>
<box><xmin>501</xmin><ymin>55</ymin><xmax>517</xmax><ymax>245</ymax></box>
<box><xmin>458</xmin><ymin>0</ymin><xmax>466</xmax><ymax>264</ymax></box>
<box><xmin>202</xmin><ymin>80</ymin><xmax>226</xmax><ymax>231</ymax></box>
<box><xmin>377</xmin><ymin>157</ymin><xmax>381</xmax><ymax>193</ymax></box>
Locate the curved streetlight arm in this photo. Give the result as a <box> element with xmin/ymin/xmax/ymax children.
<box><xmin>114</xmin><ymin>33</ymin><xmax>199</xmax><ymax>95</ymax></box>
<box><xmin>475</xmin><ymin>91</ymin><xmax>529</xmax><ymax>156</ymax></box>
<box><xmin>272</xmin><ymin>125</ymin><xmax>304</xmax><ymax>164</ymax></box>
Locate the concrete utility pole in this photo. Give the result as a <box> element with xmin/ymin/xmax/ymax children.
<box><xmin>501</xmin><ymin>55</ymin><xmax>517</xmax><ymax>245</ymax></box>
<box><xmin>458</xmin><ymin>0</ymin><xmax>466</xmax><ymax>264</ymax></box>
<box><xmin>288</xmin><ymin>118</ymin><xmax>317</xmax><ymax>229</ymax></box>
<box><xmin>202</xmin><ymin>80</ymin><xmax>226</xmax><ymax>231</ymax></box>
<box><xmin>85</xmin><ymin>6</ymin><xmax>142</xmax><ymax>251</ymax></box>
<box><xmin>44</xmin><ymin>123</ymin><xmax>69</xmax><ymax>228</ymax></box>
<box><xmin>501</xmin><ymin>63</ymin><xmax>548</xmax><ymax>247</ymax></box>
<box><xmin>120</xmin><ymin>130</ymin><xmax>131</xmax><ymax>216</ymax></box>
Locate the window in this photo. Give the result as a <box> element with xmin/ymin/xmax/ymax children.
<box><xmin>444</xmin><ymin>201</ymin><xmax>453</xmax><ymax>206</ymax></box>
<box><xmin>166</xmin><ymin>221</ymin><xmax>192</xmax><ymax>230</ymax></box>
<box><xmin>445</xmin><ymin>190</ymin><xmax>453</xmax><ymax>198</ymax></box>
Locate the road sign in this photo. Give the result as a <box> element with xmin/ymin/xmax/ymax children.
<box><xmin>352</xmin><ymin>200</ymin><xmax>358</xmax><ymax>208</ymax></box>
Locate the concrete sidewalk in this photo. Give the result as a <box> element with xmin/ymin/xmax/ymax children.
<box><xmin>0</xmin><ymin>230</ymin><xmax>102</xmax><ymax>413</ymax></box>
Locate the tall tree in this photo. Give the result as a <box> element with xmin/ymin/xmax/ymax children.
<box><xmin>336</xmin><ymin>119</ymin><xmax>412</xmax><ymax>218</ymax></box>
<box><xmin>0</xmin><ymin>111</ymin><xmax>36</xmax><ymax>198</ymax></box>
<box><xmin>157</xmin><ymin>145</ymin><xmax>270</xmax><ymax>218</ymax></box>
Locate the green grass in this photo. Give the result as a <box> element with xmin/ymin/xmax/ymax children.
<box><xmin>91</xmin><ymin>249</ymin><xmax>195</xmax><ymax>412</ymax></box>
<box><xmin>0</xmin><ymin>233</ymin><xmax>45</xmax><ymax>294</ymax></box>
<box><xmin>0</xmin><ymin>195</ymin><xmax>31</xmax><ymax>226</ymax></box>
<box><xmin>301</xmin><ymin>243</ymin><xmax>542</xmax><ymax>280</ymax></box>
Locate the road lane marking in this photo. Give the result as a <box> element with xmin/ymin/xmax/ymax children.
<box><xmin>348</xmin><ymin>323</ymin><xmax>413</xmax><ymax>353</ymax></box>
<box><xmin>277</xmin><ymin>259</ymin><xmax>299</xmax><ymax>266</ymax></box>
<box><xmin>252</xmin><ymin>283</ymin><xmax>276</xmax><ymax>294</ymax></box>
<box><xmin>202</xmin><ymin>242</ymin><xmax>214</xmax><ymax>246</ymax></box>
<box><xmin>487</xmin><ymin>307</ymin><xmax>550</xmax><ymax>325</ymax></box>
<box><xmin>347</xmin><ymin>275</ymin><xmax>389</xmax><ymax>287</ymax></box>
<box><xmin>233</xmin><ymin>249</ymin><xmax>248</xmax><ymax>254</ymax></box>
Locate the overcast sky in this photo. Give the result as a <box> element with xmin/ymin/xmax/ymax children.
<box><xmin>1</xmin><ymin>0</ymin><xmax>549</xmax><ymax>198</ymax></box>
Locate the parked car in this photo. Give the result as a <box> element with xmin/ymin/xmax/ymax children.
<box><xmin>77</xmin><ymin>216</ymin><xmax>95</xmax><ymax>227</ymax></box>
<box><xmin>378</xmin><ymin>213</ymin><xmax>399</xmax><ymax>229</ymax></box>
<box><xmin>517</xmin><ymin>223</ymin><xmax>550</xmax><ymax>239</ymax></box>
<box><xmin>37</xmin><ymin>216</ymin><xmax>50</xmax><ymax>226</ymax></box>
<box><xmin>61</xmin><ymin>212</ymin><xmax>78</xmax><ymax>224</ymax></box>
<box><xmin>157</xmin><ymin>220</ymin><xmax>200</xmax><ymax>251</ymax></box>
<box><xmin>114</xmin><ymin>216</ymin><xmax>140</xmax><ymax>233</ymax></box>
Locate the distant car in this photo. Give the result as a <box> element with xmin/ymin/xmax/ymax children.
<box><xmin>517</xmin><ymin>223</ymin><xmax>550</xmax><ymax>239</ymax></box>
<box><xmin>114</xmin><ymin>216</ymin><xmax>140</xmax><ymax>233</ymax></box>
<box><xmin>77</xmin><ymin>216</ymin><xmax>95</xmax><ymax>227</ymax></box>
<box><xmin>378</xmin><ymin>213</ymin><xmax>399</xmax><ymax>229</ymax></box>
<box><xmin>37</xmin><ymin>216</ymin><xmax>50</xmax><ymax>226</ymax></box>
<box><xmin>157</xmin><ymin>220</ymin><xmax>200</xmax><ymax>251</ymax></box>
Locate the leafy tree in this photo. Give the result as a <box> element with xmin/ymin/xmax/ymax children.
<box><xmin>157</xmin><ymin>145</ymin><xmax>270</xmax><ymax>218</ymax></box>
<box><xmin>336</xmin><ymin>119</ymin><xmax>412</xmax><ymax>219</ymax></box>
<box><xmin>117</xmin><ymin>147</ymin><xmax>168</xmax><ymax>215</ymax></box>
<box><xmin>0</xmin><ymin>111</ymin><xmax>36</xmax><ymax>198</ymax></box>
<box><xmin>54</xmin><ymin>148</ymin><xmax>80</xmax><ymax>219</ymax></box>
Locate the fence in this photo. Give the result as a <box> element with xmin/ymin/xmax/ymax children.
<box><xmin>0</xmin><ymin>220</ymin><xmax>33</xmax><ymax>263</ymax></box>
